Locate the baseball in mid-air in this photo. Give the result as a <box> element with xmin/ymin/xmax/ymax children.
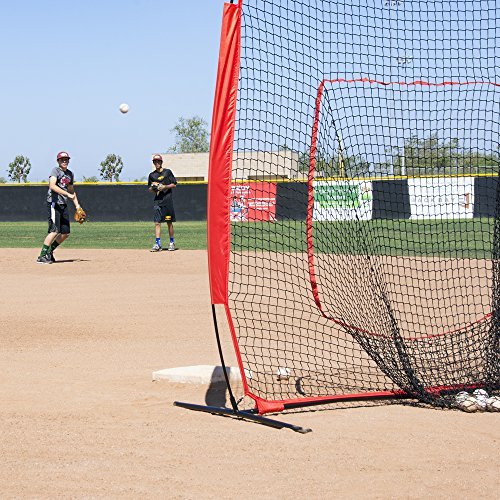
<box><xmin>119</xmin><ymin>103</ymin><xmax>130</xmax><ymax>114</ymax></box>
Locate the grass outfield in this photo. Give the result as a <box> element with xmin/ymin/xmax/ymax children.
<box><xmin>0</xmin><ymin>219</ymin><xmax>494</xmax><ymax>257</ymax></box>
<box><xmin>0</xmin><ymin>222</ymin><xmax>207</xmax><ymax>250</ymax></box>
<box><xmin>232</xmin><ymin>218</ymin><xmax>494</xmax><ymax>258</ymax></box>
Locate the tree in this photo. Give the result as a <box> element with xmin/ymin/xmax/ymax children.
<box><xmin>168</xmin><ymin>116</ymin><xmax>210</xmax><ymax>153</ymax></box>
<box><xmin>8</xmin><ymin>155</ymin><xmax>31</xmax><ymax>183</ymax></box>
<box><xmin>391</xmin><ymin>134</ymin><xmax>498</xmax><ymax>176</ymax></box>
<box><xmin>372</xmin><ymin>161</ymin><xmax>393</xmax><ymax>177</ymax></box>
<box><xmin>297</xmin><ymin>150</ymin><xmax>370</xmax><ymax>178</ymax></box>
<box><xmin>99</xmin><ymin>154</ymin><xmax>123</xmax><ymax>182</ymax></box>
<box><xmin>0</xmin><ymin>177</ymin><xmax>6</xmax><ymax>183</ymax></box>
<box><xmin>82</xmin><ymin>175</ymin><xmax>99</xmax><ymax>183</ymax></box>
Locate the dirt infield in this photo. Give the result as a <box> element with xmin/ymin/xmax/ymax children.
<box><xmin>0</xmin><ymin>248</ymin><xmax>498</xmax><ymax>498</ymax></box>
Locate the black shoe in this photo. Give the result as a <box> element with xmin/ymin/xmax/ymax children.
<box><xmin>47</xmin><ymin>251</ymin><xmax>56</xmax><ymax>263</ymax></box>
<box><xmin>36</xmin><ymin>254</ymin><xmax>52</xmax><ymax>264</ymax></box>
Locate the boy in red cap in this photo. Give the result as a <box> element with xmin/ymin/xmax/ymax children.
<box><xmin>36</xmin><ymin>151</ymin><xmax>82</xmax><ymax>264</ymax></box>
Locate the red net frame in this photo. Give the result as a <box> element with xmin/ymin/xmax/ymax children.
<box><xmin>307</xmin><ymin>78</ymin><xmax>500</xmax><ymax>339</ymax></box>
<box><xmin>206</xmin><ymin>2</ymin><xmax>500</xmax><ymax>416</ymax></box>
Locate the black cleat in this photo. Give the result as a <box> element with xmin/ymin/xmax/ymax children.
<box><xmin>36</xmin><ymin>254</ymin><xmax>52</xmax><ymax>264</ymax></box>
<box><xmin>46</xmin><ymin>251</ymin><xmax>56</xmax><ymax>263</ymax></box>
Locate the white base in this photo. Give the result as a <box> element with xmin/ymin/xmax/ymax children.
<box><xmin>152</xmin><ymin>365</ymin><xmax>242</xmax><ymax>384</ymax></box>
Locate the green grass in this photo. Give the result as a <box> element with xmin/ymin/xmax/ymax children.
<box><xmin>0</xmin><ymin>219</ymin><xmax>494</xmax><ymax>258</ymax></box>
<box><xmin>231</xmin><ymin>218</ymin><xmax>495</xmax><ymax>258</ymax></box>
<box><xmin>0</xmin><ymin>221</ymin><xmax>207</xmax><ymax>249</ymax></box>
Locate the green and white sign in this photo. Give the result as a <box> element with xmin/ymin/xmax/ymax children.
<box><xmin>313</xmin><ymin>180</ymin><xmax>373</xmax><ymax>221</ymax></box>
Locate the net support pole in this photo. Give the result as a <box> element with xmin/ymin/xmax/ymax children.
<box><xmin>173</xmin><ymin>1</ymin><xmax>311</xmax><ymax>433</ymax></box>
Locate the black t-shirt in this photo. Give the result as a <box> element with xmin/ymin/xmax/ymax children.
<box><xmin>148</xmin><ymin>168</ymin><xmax>177</xmax><ymax>206</ymax></box>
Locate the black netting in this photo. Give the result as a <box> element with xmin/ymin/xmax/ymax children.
<box><xmin>227</xmin><ymin>0</ymin><xmax>499</xmax><ymax>409</ymax></box>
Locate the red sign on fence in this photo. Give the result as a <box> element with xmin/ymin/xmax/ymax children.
<box><xmin>230</xmin><ymin>182</ymin><xmax>277</xmax><ymax>222</ymax></box>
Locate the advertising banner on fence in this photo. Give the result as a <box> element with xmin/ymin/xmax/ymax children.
<box><xmin>230</xmin><ymin>182</ymin><xmax>277</xmax><ymax>222</ymax></box>
<box><xmin>313</xmin><ymin>180</ymin><xmax>373</xmax><ymax>221</ymax></box>
<box><xmin>408</xmin><ymin>177</ymin><xmax>474</xmax><ymax>219</ymax></box>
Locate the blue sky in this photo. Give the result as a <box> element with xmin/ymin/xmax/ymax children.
<box><xmin>0</xmin><ymin>0</ymin><xmax>225</xmax><ymax>181</ymax></box>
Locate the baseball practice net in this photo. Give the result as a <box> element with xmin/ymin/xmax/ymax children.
<box><xmin>206</xmin><ymin>0</ymin><xmax>499</xmax><ymax>416</ymax></box>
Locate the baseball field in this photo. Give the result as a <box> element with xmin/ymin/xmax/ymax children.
<box><xmin>1</xmin><ymin>222</ymin><xmax>499</xmax><ymax>498</ymax></box>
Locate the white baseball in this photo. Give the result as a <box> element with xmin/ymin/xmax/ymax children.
<box><xmin>455</xmin><ymin>392</ymin><xmax>480</xmax><ymax>413</ymax></box>
<box><xmin>486</xmin><ymin>396</ymin><xmax>500</xmax><ymax>412</ymax></box>
<box><xmin>473</xmin><ymin>389</ymin><xmax>489</xmax><ymax>411</ymax></box>
<box><xmin>276</xmin><ymin>367</ymin><xmax>291</xmax><ymax>381</ymax></box>
<box><xmin>119</xmin><ymin>103</ymin><xmax>130</xmax><ymax>114</ymax></box>
<box><xmin>455</xmin><ymin>391</ymin><xmax>469</xmax><ymax>405</ymax></box>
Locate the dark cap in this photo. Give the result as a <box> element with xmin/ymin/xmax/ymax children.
<box><xmin>56</xmin><ymin>151</ymin><xmax>71</xmax><ymax>160</ymax></box>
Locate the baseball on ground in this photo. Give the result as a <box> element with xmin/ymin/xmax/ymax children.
<box><xmin>276</xmin><ymin>367</ymin><xmax>291</xmax><ymax>381</ymax></box>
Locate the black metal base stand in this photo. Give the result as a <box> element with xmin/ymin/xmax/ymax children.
<box><xmin>173</xmin><ymin>306</ymin><xmax>311</xmax><ymax>433</ymax></box>
<box><xmin>174</xmin><ymin>401</ymin><xmax>312</xmax><ymax>433</ymax></box>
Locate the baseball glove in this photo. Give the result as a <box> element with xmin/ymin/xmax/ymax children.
<box><xmin>74</xmin><ymin>207</ymin><xmax>87</xmax><ymax>224</ymax></box>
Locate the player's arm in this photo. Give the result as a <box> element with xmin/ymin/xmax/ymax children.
<box><xmin>148</xmin><ymin>174</ymin><xmax>159</xmax><ymax>193</ymax></box>
<box><xmin>158</xmin><ymin>170</ymin><xmax>177</xmax><ymax>191</ymax></box>
<box><xmin>157</xmin><ymin>182</ymin><xmax>176</xmax><ymax>191</ymax></box>
<box><xmin>49</xmin><ymin>176</ymin><xmax>75</xmax><ymax>201</ymax></box>
<box><xmin>67</xmin><ymin>185</ymin><xmax>81</xmax><ymax>208</ymax></box>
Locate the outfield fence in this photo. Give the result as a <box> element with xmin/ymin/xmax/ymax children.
<box><xmin>0</xmin><ymin>176</ymin><xmax>496</xmax><ymax>221</ymax></box>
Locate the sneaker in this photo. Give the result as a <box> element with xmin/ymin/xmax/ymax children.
<box><xmin>168</xmin><ymin>242</ymin><xmax>175</xmax><ymax>251</ymax></box>
<box><xmin>36</xmin><ymin>254</ymin><xmax>52</xmax><ymax>264</ymax></box>
<box><xmin>150</xmin><ymin>244</ymin><xmax>162</xmax><ymax>252</ymax></box>
<box><xmin>46</xmin><ymin>251</ymin><xmax>56</xmax><ymax>263</ymax></box>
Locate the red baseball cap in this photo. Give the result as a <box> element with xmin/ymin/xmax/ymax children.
<box><xmin>57</xmin><ymin>151</ymin><xmax>71</xmax><ymax>160</ymax></box>
<box><xmin>152</xmin><ymin>154</ymin><xmax>163</xmax><ymax>162</ymax></box>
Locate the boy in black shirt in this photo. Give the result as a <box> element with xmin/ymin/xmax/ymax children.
<box><xmin>148</xmin><ymin>154</ymin><xmax>177</xmax><ymax>251</ymax></box>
